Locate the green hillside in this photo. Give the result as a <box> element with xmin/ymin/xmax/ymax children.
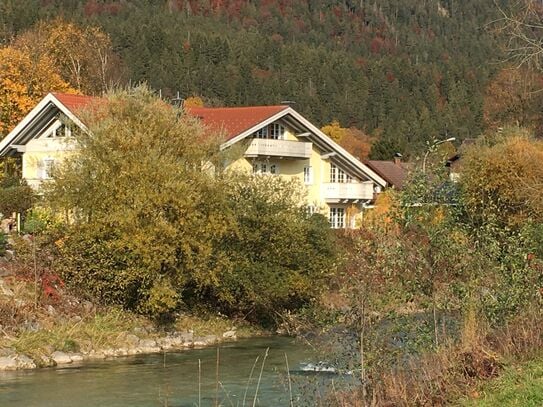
<box><xmin>0</xmin><ymin>0</ymin><xmax>531</xmax><ymax>157</ymax></box>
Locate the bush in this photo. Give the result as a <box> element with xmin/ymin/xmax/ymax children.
<box><xmin>47</xmin><ymin>86</ymin><xmax>335</xmax><ymax>325</ymax></box>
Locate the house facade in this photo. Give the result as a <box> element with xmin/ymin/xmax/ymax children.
<box><xmin>0</xmin><ymin>93</ymin><xmax>387</xmax><ymax>228</ymax></box>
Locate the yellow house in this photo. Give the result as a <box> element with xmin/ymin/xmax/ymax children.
<box><xmin>0</xmin><ymin>93</ymin><xmax>387</xmax><ymax>228</ymax></box>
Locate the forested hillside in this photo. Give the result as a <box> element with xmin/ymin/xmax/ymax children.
<box><xmin>0</xmin><ymin>0</ymin><xmax>540</xmax><ymax>158</ymax></box>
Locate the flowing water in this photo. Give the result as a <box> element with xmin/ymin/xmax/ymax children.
<box><xmin>0</xmin><ymin>336</ymin><xmax>347</xmax><ymax>406</ymax></box>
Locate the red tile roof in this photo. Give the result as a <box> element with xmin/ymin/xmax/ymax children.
<box><xmin>51</xmin><ymin>93</ymin><xmax>289</xmax><ymax>141</ymax></box>
<box><xmin>366</xmin><ymin>160</ymin><xmax>408</xmax><ymax>189</ymax></box>
<box><xmin>187</xmin><ymin>105</ymin><xmax>289</xmax><ymax>140</ymax></box>
<box><xmin>52</xmin><ymin>92</ymin><xmax>99</xmax><ymax>112</ymax></box>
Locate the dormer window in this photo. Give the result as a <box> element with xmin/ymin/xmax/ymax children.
<box><xmin>252</xmin><ymin>122</ymin><xmax>285</xmax><ymax>140</ymax></box>
<box><xmin>45</xmin><ymin>122</ymin><xmax>71</xmax><ymax>139</ymax></box>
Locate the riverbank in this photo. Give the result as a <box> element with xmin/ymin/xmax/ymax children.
<box><xmin>0</xmin><ymin>269</ymin><xmax>266</xmax><ymax>371</ymax></box>
<box><xmin>463</xmin><ymin>355</ymin><xmax>543</xmax><ymax>406</ymax></box>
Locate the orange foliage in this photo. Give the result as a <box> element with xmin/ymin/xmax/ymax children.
<box><xmin>483</xmin><ymin>67</ymin><xmax>543</xmax><ymax>130</ymax></box>
<box><xmin>183</xmin><ymin>96</ymin><xmax>204</xmax><ymax>108</ymax></box>
<box><xmin>321</xmin><ymin>120</ymin><xmax>374</xmax><ymax>160</ymax></box>
<box><xmin>0</xmin><ymin>46</ymin><xmax>76</xmax><ymax>135</ymax></box>
<box><xmin>15</xmin><ymin>18</ymin><xmax>118</xmax><ymax>94</ymax></box>
<box><xmin>363</xmin><ymin>190</ymin><xmax>396</xmax><ymax>226</ymax></box>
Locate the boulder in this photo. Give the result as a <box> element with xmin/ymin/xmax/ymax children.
<box><xmin>138</xmin><ymin>339</ymin><xmax>160</xmax><ymax>353</ymax></box>
<box><xmin>0</xmin><ymin>354</ymin><xmax>36</xmax><ymax>370</ymax></box>
<box><xmin>68</xmin><ymin>353</ymin><xmax>84</xmax><ymax>362</ymax></box>
<box><xmin>194</xmin><ymin>335</ymin><xmax>217</xmax><ymax>347</ymax></box>
<box><xmin>222</xmin><ymin>330</ymin><xmax>237</xmax><ymax>339</ymax></box>
<box><xmin>16</xmin><ymin>354</ymin><xmax>36</xmax><ymax>369</ymax></box>
<box><xmin>0</xmin><ymin>356</ymin><xmax>18</xmax><ymax>370</ymax></box>
<box><xmin>51</xmin><ymin>351</ymin><xmax>73</xmax><ymax>364</ymax></box>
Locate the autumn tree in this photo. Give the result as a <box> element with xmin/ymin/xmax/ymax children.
<box><xmin>0</xmin><ymin>46</ymin><xmax>75</xmax><ymax>135</ymax></box>
<box><xmin>15</xmin><ymin>18</ymin><xmax>122</xmax><ymax>94</ymax></box>
<box><xmin>321</xmin><ymin>120</ymin><xmax>375</xmax><ymax>160</ymax></box>
<box><xmin>460</xmin><ymin>128</ymin><xmax>543</xmax><ymax>226</ymax></box>
<box><xmin>46</xmin><ymin>86</ymin><xmax>334</xmax><ymax>324</ymax></box>
<box><xmin>483</xmin><ymin>66</ymin><xmax>543</xmax><ymax>131</ymax></box>
<box><xmin>321</xmin><ymin>120</ymin><xmax>346</xmax><ymax>143</ymax></box>
<box><xmin>183</xmin><ymin>95</ymin><xmax>204</xmax><ymax>107</ymax></box>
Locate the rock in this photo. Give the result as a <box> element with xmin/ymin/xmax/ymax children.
<box><xmin>46</xmin><ymin>305</ymin><xmax>56</xmax><ymax>316</ymax></box>
<box><xmin>114</xmin><ymin>348</ymin><xmax>129</xmax><ymax>356</ymax></box>
<box><xmin>0</xmin><ymin>354</ymin><xmax>36</xmax><ymax>370</ymax></box>
<box><xmin>4</xmin><ymin>250</ymin><xmax>14</xmax><ymax>261</ymax></box>
<box><xmin>158</xmin><ymin>335</ymin><xmax>186</xmax><ymax>349</ymax></box>
<box><xmin>222</xmin><ymin>330</ymin><xmax>237</xmax><ymax>339</ymax></box>
<box><xmin>16</xmin><ymin>354</ymin><xmax>36</xmax><ymax>369</ymax></box>
<box><xmin>68</xmin><ymin>353</ymin><xmax>84</xmax><ymax>362</ymax></box>
<box><xmin>194</xmin><ymin>335</ymin><xmax>218</xmax><ymax>347</ymax></box>
<box><xmin>87</xmin><ymin>350</ymin><xmax>106</xmax><ymax>359</ymax></box>
<box><xmin>51</xmin><ymin>351</ymin><xmax>73</xmax><ymax>364</ymax></box>
<box><xmin>124</xmin><ymin>333</ymin><xmax>141</xmax><ymax>348</ymax></box>
<box><xmin>35</xmin><ymin>354</ymin><xmax>55</xmax><ymax>368</ymax></box>
<box><xmin>138</xmin><ymin>339</ymin><xmax>160</xmax><ymax>353</ymax></box>
<box><xmin>0</xmin><ymin>356</ymin><xmax>17</xmax><ymax>370</ymax></box>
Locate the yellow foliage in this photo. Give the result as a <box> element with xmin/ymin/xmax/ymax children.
<box><xmin>321</xmin><ymin>120</ymin><xmax>347</xmax><ymax>143</ymax></box>
<box><xmin>184</xmin><ymin>96</ymin><xmax>204</xmax><ymax>108</ymax></box>
<box><xmin>462</xmin><ymin>130</ymin><xmax>543</xmax><ymax>225</ymax></box>
<box><xmin>363</xmin><ymin>189</ymin><xmax>396</xmax><ymax>226</ymax></box>
<box><xmin>15</xmin><ymin>18</ymin><xmax>115</xmax><ymax>94</ymax></box>
<box><xmin>0</xmin><ymin>46</ymin><xmax>76</xmax><ymax>135</ymax></box>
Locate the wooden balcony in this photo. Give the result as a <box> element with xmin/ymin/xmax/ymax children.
<box><xmin>323</xmin><ymin>181</ymin><xmax>374</xmax><ymax>202</ymax></box>
<box><xmin>244</xmin><ymin>139</ymin><xmax>312</xmax><ymax>159</ymax></box>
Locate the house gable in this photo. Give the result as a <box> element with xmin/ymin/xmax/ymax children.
<box><xmin>0</xmin><ymin>93</ymin><xmax>91</xmax><ymax>157</ymax></box>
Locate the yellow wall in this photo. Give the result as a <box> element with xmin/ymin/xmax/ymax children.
<box><xmin>225</xmin><ymin>123</ymin><xmax>370</xmax><ymax>227</ymax></box>
<box><xmin>20</xmin><ymin>119</ymin><xmax>371</xmax><ymax>227</ymax></box>
<box><xmin>22</xmin><ymin>134</ymin><xmax>75</xmax><ymax>188</ymax></box>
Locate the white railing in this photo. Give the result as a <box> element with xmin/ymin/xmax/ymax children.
<box><xmin>244</xmin><ymin>138</ymin><xmax>312</xmax><ymax>159</ymax></box>
<box><xmin>323</xmin><ymin>182</ymin><xmax>374</xmax><ymax>201</ymax></box>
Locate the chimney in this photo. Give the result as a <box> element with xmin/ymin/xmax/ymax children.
<box><xmin>393</xmin><ymin>152</ymin><xmax>403</xmax><ymax>165</ymax></box>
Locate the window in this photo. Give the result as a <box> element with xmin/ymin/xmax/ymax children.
<box><xmin>337</xmin><ymin>168</ymin><xmax>345</xmax><ymax>183</ymax></box>
<box><xmin>42</xmin><ymin>158</ymin><xmax>55</xmax><ymax>179</ymax></box>
<box><xmin>45</xmin><ymin>123</ymin><xmax>70</xmax><ymax>139</ymax></box>
<box><xmin>270</xmin><ymin>123</ymin><xmax>285</xmax><ymax>139</ymax></box>
<box><xmin>303</xmin><ymin>165</ymin><xmax>313</xmax><ymax>185</ymax></box>
<box><xmin>306</xmin><ymin>205</ymin><xmax>317</xmax><ymax>215</ymax></box>
<box><xmin>329</xmin><ymin>207</ymin><xmax>345</xmax><ymax>229</ymax></box>
<box><xmin>255</xmin><ymin>127</ymin><xmax>268</xmax><ymax>139</ymax></box>
<box><xmin>253</xmin><ymin>122</ymin><xmax>285</xmax><ymax>140</ymax></box>
<box><xmin>253</xmin><ymin>161</ymin><xmax>278</xmax><ymax>175</ymax></box>
<box><xmin>330</xmin><ymin>164</ymin><xmax>337</xmax><ymax>183</ymax></box>
<box><xmin>330</xmin><ymin>163</ymin><xmax>352</xmax><ymax>183</ymax></box>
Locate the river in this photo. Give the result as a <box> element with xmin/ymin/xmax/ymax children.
<box><xmin>0</xmin><ymin>336</ymin><xmax>350</xmax><ymax>406</ymax></box>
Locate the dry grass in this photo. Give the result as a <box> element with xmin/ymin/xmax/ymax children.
<box><xmin>331</xmin><ymin>306</ymin><xmax>542</xmax><ymax>406</ymax></box>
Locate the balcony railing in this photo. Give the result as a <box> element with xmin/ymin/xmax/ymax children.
<box><xmin>244</xmin><ymin>138</ymin><xmax>312</xmax><ymax>159</ymax></box>
<box><xmin>323</xmin><ymin>182</ymin><xmax>374</xmax><ymax>201</ymax></box>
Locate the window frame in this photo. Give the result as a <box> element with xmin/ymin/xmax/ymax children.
<box><xmin>329</xmin><ymin>207</ymin><xmax>345</xmax><ymax>229</ymax></box>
